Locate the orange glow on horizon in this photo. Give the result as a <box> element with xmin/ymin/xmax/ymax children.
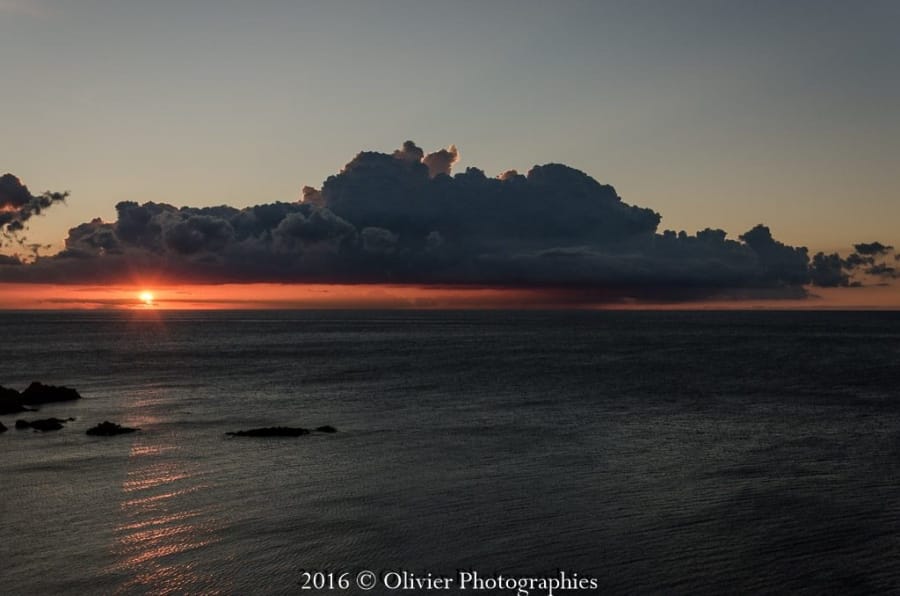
<box><xmin>0</xmin><ymin>283</ymin><xmax>554</xmax><ymax>310</ymax></box>
<box><xmin>0</xmin><ymin>282</ymin><xmax>896</xmax><ymax>310</ymax></box>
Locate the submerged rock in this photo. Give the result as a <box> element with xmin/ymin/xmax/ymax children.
<box><xmin>17</xmin><ymin>417</ymin><xmax>71</xmax><ymax>432</ymax></box>
<box><xmin>227</xmin><ymin>426</ymin><xmax>311</xmax><ymax>437</ymax></box>
<box><xmin>86</xmin><ymin>421</ymin><xmax>139</xmax><ymax>436</ymax></box>
<box><xmin>20</xmin><ymin>382</ymin><xmax>81</xmax><ymax>405</ymax></box>
<box><xmin>0</xmin><ymin>421</ymin><xmax>7</xmax><ymax>433</ymax></box>
<box><xmin>315</xmin><ymin>425</ymin><xmax>338</xmax><ymax>433</ymax></box>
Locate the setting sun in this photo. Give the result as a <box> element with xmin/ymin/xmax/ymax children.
<box><xmin>139</xmin><ymin>291</ymin><xmax>154</xmax><ymax>305</ymax></box>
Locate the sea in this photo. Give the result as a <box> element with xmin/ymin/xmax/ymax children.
<box><xmin>1</xmin><ymin>310</ymin><xmax>900</xmax><ymax>595</ymax></box>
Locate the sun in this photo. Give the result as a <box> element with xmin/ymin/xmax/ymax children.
<box><xmin>138</xmin><ymin>291</ymin><xmax>155</xmax><ymax>306</ymax></box>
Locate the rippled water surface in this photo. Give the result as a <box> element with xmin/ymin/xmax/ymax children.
<box><xmin>2</xmin><ymin>310</ymin><xmax>900</xmax><ymax>594</ymax></box>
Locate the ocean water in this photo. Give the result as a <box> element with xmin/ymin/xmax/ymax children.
<box><xmin>1</xmin><ymin>310</ymin><xmax>900</xmax><ymax>595</ymax></box>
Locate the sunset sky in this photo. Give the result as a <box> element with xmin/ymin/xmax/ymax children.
<box><xmin>1</xmin><ymin>0</ymin><xmax>898</xmax><ymax>308</ymax></box>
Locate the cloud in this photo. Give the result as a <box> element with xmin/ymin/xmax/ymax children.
<box><xmin>738</xmin><ymin>225</ymin><xmax>808</xmax><ymax>286</ymax></box>
<box><xmin>809</xmin><ymin>252</ymin><xmax>850</xmax><ymax>287</ymax></box>
<box><xmin>422</xmin><ymin>144</ymin><xmax>459</xmax><ymax>178</ymax></box>
<box><xmin>1</xmin><ymin>142</ymin><xmax>895</xmax><ymax>302</ymax></box>
<box><xmin>809</xmin><ymin>242</ymin><xmax>897</xmax><ymax>287</ymax></box>
<box><xmin>844</xmin><ymin>253</ymin><xmax>874</xmax><ymax>269</ymax></box>
<box><xmin>853</xmin><ymin>242</ymin><xmax>893</xmax><ymax>256</ymax></box>
<box><xmin>391</xmin><ymin>140</ymin><xmax>425</xmax><ymax>163</ymax></box>
<box><xmin>865</xmin><ymin>263</ymin><xmax>896</xmax><ymax>278</ymax></box>
<box><xmin>0</xmin><ymin>173</ymin><xmax>68</xmax><ymax>248</ymax></box>
<box><xmin>360</xmin><ymin>227</ymin><xmax>399</xmax><ymax>255</ymax></box>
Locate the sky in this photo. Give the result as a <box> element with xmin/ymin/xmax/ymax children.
<box><xmin>1</xmin><ymin>0</ymin><xmax>898</xmax><ymax>308</ymax></box>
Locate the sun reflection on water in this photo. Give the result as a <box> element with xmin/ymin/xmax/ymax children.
<box><xmin>110</xmin><ymin>435</ymin><xmax>226</xmax><ymax>594</ymax></box>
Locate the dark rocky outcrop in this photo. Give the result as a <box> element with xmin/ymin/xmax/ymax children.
<box><xmin>86</xmin><ymin>421</ymin><xmax>139</xmax><ymax>436</ymax></box>
<box><xmin>20</xmin><ymin>382</ymin><xmax>81</xmax><ymax>405</ymax></box>
<box><xmin>0</xmin><ymin>421</ymin><xmax>7</xmax><ymax>433</ymax></box>
<box><xmin>16</xmin><ymin>417</ymin><xmax>73</xmax><ymax>432</ymax></box>
<box><xmin>0</xmin><ymin>402</ymin><xmax>30</xmax><ymax>415</ymax></box>
<box><xmin>31</xmin><ymin>418</ymin><xmax>66</xmax><ymax>432</ymax></box>
<box><xmin>0</xmin><ymin>385</ymin><xmax>19</xmax><ymax>400</ymax></box>
<box><xmin>227</xmin><ymin>426</ymin><xmax>311</xmax><ymax>437</ymax></box>
<box><xmin>227</xmin><ymin>425</ymin><xmax>339</xmax><ymax>437</ymax></box>
<box><xmin>0</xmin><ymin>385</ymin><xmax>30</xmax><ymax>415</ymax></box>
<box><xmin>2</xmin><ymin>382</ymin><xmax>81</xmax><ymax>412</ymax></box>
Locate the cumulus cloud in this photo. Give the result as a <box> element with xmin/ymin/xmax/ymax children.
<box><xmin>0</xmin><ymin>173</ymin><xmax>68</xmax><ymax>248</ymax></box>
<box><xmin>391</xmin><ymin>140</ymin><xmax>425</xmax><ymax>163</ymax></box>
<box><xmin>1</xmin><ymin>142</ymin><xmax>895</xmax><ymax>302</ymax></box>
<box><xmin>422</xmin><ymin>144</ymin><xmax>459</xmax><ymax>177</ymax></box>
<box><xmin>300</xmin><ymin>185</ymin><xmax>324</xmax><ymax>207</ymax></box>
<box><xmin>738</xmin><ymin>225</ymin><xmax>808</xmax><ymax>286</ymax></box>
<box><xmin>360</xmin><ymin>227</ymin><xmax>399</xmax><ymax>255</ymax></box>
<box><xmin>391</xmin><ymin>140</ymin><xmax>460</xmax><ymax>178</ymax></box>
<box><xmin>809</xmin><ymin>252</ymin><xmax>850</xmax><ymax>287</ymax></box>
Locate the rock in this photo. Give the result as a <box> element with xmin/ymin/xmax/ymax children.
<box><xmin>0</xmin><ymin>402</ymin><xmax>31</xmax><ymax>415</ymax></box>
<box><xmin>86</xmin><ymin>421</ymin><xmax>139</xmax><ymax>436</ymax></box>
<box><xmin>3</xmin><ymin>382</ymin><xmax>80</xmax><ymax>412</ymax></box>
<box><xmin>0</xmin><ymin>385</ymin><xmax>29</xmax><ymax>415</ymax></box>
<box><xmin>315</xmin><ymin>425</ymin><xmax>338</xmax><ymax>433</ymax></box>
<box><xmin>18</xmin><ymin>417</ymin><xmax>69</xmax><ymax>432</ymax></box>
<box><xmin>0</xmin><ymin>421</ymin><xmax>7</xmax><ymax>433</ymax></box>
<box><xmin>20</xmin><ymin>382</ymin><xmax>81</xmax><ymax>405</ymax></box>
<box><xmin>31</xmin><ymin>418</ymin><xmax>66</xmax><ymax>432</ymax></box>
<box><xmin>227</xmin><ymin>426</ymin><xmax>311</xmax><ymax>437</ymax></box>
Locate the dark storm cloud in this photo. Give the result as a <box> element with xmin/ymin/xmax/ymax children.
<box><xmin>1</xmin><ymin>142</ymin><xmax>895</xmax><ymax>301</ymax></box>
<box><xmin>0</xmin><ymin>173</ymin><xmax>67</xmax><ymax>246</ymax></box>
<box><xmin>272</xmin><ymin>208</ymin><xmax>356</xmax><ymax>253</ymax></box>
<box><xmin>59</xmin><ymin>218</ymin><xmax>121</xmax><ymax>258</ymax></box>
<box><xmin>360</xmin><ymin>227</ymin><xmax>399</xmax><ymax>255</ymax></box>
<box><xmin>166</xmin><ymin>215</ymin><xmax>234</xmax><ymax>255</ymax></box>
<box><xmin>737</xmin><ymin>225</ymin><xmax>808</xmax><ymax>286</ymax></box>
